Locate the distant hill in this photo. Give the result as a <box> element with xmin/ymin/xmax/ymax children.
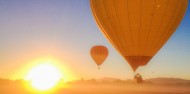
<box><xmin>1</xmin><ymin>77</ymin><xmax>190</xmax><ymax>85</ymax></box>
<box><xmin>0</xmin><ymin>78</ymin><xmax>25</xmax><ymax>85</ymax></box>
<box><xmin>97</xmin><ymin>77</ymin><xmax>120</xmax><ymax>82</ymax></box>
<box><xmin>96</xmin><ymin>77</ymin><xmax>190</xmax><ymax>85</ymax></box>
<box><xmin>145</xmin><ymin>77</ymin><xmax>190</xmax><ymax>85</ymax></box>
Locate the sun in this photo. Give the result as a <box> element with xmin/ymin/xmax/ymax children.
<box><xmin>25</xmin><ymin>63</ymin><xmax>62</xmax><ymax>91</ymax></box>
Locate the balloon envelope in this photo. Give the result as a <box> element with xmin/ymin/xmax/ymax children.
<box><xmin>90</xmin><ymin>45</ymin><xmax>108</xmax><ymax>68</ymax></box>
<box><xmin>90</xmin><ymin>0</ymin><xmax>188</xmax><ymax>71</ymax></box>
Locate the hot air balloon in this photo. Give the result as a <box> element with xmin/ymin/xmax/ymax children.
<box><xmin>90</xmin><ymin>45</ymin><xmax>108</xmax><ymax>69</ymax></box>
<box><xmin>90</xmin><ymin>0</ymin><xmax>188</xmax><ymax>71</ymax></box>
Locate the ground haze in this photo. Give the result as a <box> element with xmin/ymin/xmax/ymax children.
<box><xmin>1</xmin><ymin>78</ymin><xmax>190</xmax><ymax>94</ymax></box>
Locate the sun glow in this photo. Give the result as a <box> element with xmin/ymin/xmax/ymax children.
<box><xmin>25</xmin><ymin>63</ymin><xmax>62</xmax><ymax>91</ymax></box>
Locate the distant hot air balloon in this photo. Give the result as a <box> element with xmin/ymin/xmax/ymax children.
<box><xmin>90</xmin><ymin>0</ymin><xmax>188</xmax><ymax>71</ymax></box>
<box><xmin>90</xmin><ymin>45</ymin><xmax>108</xmax><ymax>69</ymax></box>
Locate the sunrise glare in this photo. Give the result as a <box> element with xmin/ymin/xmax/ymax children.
<box><xmin>25</xmin><ymin>63</ymin><xmax>61</xmax><ymax>90</ymax></box>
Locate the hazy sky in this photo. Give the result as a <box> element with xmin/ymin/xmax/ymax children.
<box><xmin>0</xmin><ymin>0</ymin><xmax>190</xmax><ymax>81</ymax></box>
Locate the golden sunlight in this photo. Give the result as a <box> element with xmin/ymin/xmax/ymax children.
<box><xmin>25</xmin><ymin>63</ymin><xmax>62</xmax><ymax>91</ymax></box>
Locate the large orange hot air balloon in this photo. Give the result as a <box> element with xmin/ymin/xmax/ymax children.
<box><xmin>90</xmin><ymin>0</ymin><xmax>188</xmax><ymax>71</ymax></box>
<box><xmin>90</xmin><ymin>45</ymin><xmax>108</xmax><ymax>69</ymax></box>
